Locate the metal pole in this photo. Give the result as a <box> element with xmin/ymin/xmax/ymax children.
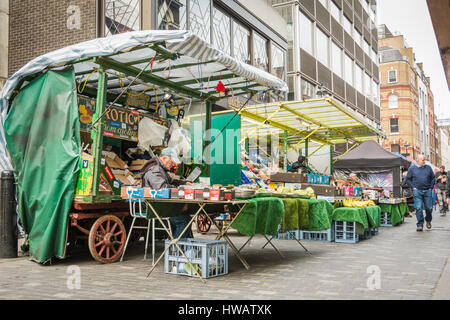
<box><xmin>330</xmin><ymin>145</ymin><xmax>334</xmax><ymax>176</ymax></box>
<box><xmin>305</xmin><ymin>138</ymin><xmax>309</xmax><ymax>167</ymax></box>
<box><xmin>91</xmin><ymin>68</ymin><xmax>108</xmax><ymax>198</ymax></box>
<box><xmin>283</xmin><ymin>131</ymin><xmax>287</xmax><ymax>171</ymax></box>
<box><xmin>0</xmin><ymin>171</ymin><xmax>17</xmax><ymax>258</ymax></box>
<box><xmin>204</xmin><ymin>101</ymin><xmax>212</xmax><ymax>176</ymax></box>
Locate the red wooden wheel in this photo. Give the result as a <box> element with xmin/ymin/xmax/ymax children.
<box><xmin>88</xmin><ymin>215</ymin><xmax>126</xmax><ymax>264</ymax></box>
<box><xmin>196</xmin><ymin>212</ymin><xmax>212</xmax><ymax>233</ymax></box>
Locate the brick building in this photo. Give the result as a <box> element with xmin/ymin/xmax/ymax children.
<box><xmin>378</xmin><ymin>25</ymin><xmax>438</xmax><ymax>165</ymax></box>
<box><xmin>0</xmin><ymin>0</ymin><xmax>8</xmax><ymax>90</ymax></box>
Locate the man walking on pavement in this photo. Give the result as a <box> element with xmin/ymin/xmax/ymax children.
<box><xmin>405</xmin><ymin>155</ymin><xmax>435</xmax><ymax>231</ymax></box>
<box><xmin>435</xmin><ymin>166</ymin><xmax>448</xmax><ymax>216</ymax></box>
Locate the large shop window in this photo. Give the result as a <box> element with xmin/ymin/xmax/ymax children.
<box><xmin>254</xmin><ymin>33</ymin><xmax>269</xmax><ymax>71</ymax></box>
<box><xmin>271</xmin><ymin>43</ymin><xmax>286</xmax><ymax>80</ymax></box>
<box><xmin>157</xmin><ymin>0</ymin><xmax>187</xmax><ymax>30</ymax></box>
<box><xmin>213</xmin><ymin>7</ymin><xmax>231</xmax><ymax>55</ymax></box>
<box><xmin>190</xmin><ymin>0</ymin><xmax>211</xmax><ymax>42</ymax></box>
<box><xmin>299</xmin><ymin>10</ymin><xmax>314</xmax><ymax>56</ymax></box>
<box><xmin>316</xmin><ymin>27</ymin><xmax>329</xmax><ymax>67</ymax></box>
<box><xmin>232</xmin><ymin>20</ymin><xmax>250</xmax><ymax>64</ymax></box>
<box><xmin>105</xmin><ymin>0</ymin><xmax>141</xmax><ymax>36</ymax></box>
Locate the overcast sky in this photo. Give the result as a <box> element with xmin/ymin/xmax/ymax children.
<box><xmin>377</xmin><ymin>0</ymin><xmax>450</xmax><ymax>119</ymax></box>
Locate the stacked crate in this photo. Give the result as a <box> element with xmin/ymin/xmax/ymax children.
<box><xmin>334</xmin><ymin>221</ymin><xmax>359</xmax><ymax>243</ymax></box>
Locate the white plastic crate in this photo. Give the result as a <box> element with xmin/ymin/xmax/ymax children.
<box><xmin>275</xmin><ymin>230</ymin><xmax>301</xmax><ymax>240</ymax></box>
<box><xmin>299</xmin><ymin>222</ymin><xmax>335</xmax><ymax>242</ymax></box>
<box><xmin>380</xmin><ymin>212</ymin><xmax>392</xmax><ymax>227</ymax></box>
<box><xmin>334</xmin><ymin>220</ymin><xmax>359</xmax><ymax>243</ymax></box>
<box><xmin>164</xmin><ymin>238</ymin><xmax>228</xmax><ymax>279</ymax></box>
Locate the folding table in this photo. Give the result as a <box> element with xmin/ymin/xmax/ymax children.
<box><xmin>141</xmin><ymin>198</ymin><xmax>249</xmax><ymax>282</ymax></box>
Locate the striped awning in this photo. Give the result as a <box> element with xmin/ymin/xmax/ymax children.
<box><xmin>0</xmin><ymin>30</ymin><xmax>288</xmax><ymax>171</ymax></box>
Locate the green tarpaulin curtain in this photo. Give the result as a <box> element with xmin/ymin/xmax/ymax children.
<box><xmin>4</xmin><ymin>68</ymin><xmax>81</xmax><ymax>263</ymax></box>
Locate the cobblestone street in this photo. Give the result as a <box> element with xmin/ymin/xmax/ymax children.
<box><xmin>1</xmin><ymin>212</ymin><xmax>449</xmax><ymax>300</ymax></box>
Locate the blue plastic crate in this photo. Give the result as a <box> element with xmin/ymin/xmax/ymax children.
<box><xmin>334</xmin><ymin>220</ymin><xmax>359</xmax><ymax>243</ymax></box>
<box><xmin>275</xmin><ymin>230</ymin><xmax>300</xmax><ymax>240</ymax></box>
<box><xmin>380</xmin><ymin>212</ymin><xmax>392</xmax><ymax>227</ymax></box>
<box><xmin>164</xmin><ymin>238</ymin><xmax>228</xmax><ymax>279</ymax></box>
<box><xmin>299</xmin><ymin>222</ymin><xmax>335</xmax><ymax>242</ymax></box>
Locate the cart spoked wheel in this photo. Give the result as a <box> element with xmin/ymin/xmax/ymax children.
<box><xmin>88</xmin><ymin>215</ymin><xmax>126</xmax><ymax>264</ymax></box>
<box><xmin>196</xmin><ymin>212</ymin><xmax>212</xmax><ymax>233</ymax></box>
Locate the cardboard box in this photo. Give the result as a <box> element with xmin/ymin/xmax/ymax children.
<box><xmin>170</xmin><ymin>188</ymin><xmax>179</xmax><ymax>199</ymax></box>
<box><xmin>203</xmin><ymin>188</ymin><xmax>210</xmax><ymax>200</ymax></box>
<box><xmin>223</xmin><ymin>190</ymin><xmax>235</xmax><ymax>201</ymax></box>
<box><xmin>129</xmin><ymin>159</ymin><xmax>148</xmax><ymax>172</ymax></box>
<box><xmin>103</xmin><ymin>151</ymin><xmax>128</xmax><ymax>170</ymax></box>
<box><xmin>194</xmin><ymin>189</ymin><xmax>204</xmax><ymax>200</ymax></box>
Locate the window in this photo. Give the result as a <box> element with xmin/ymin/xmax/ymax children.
<box><xmin>388</xmin><ymin>70</ymin><xmax>397</xmax><ymax>83</ymax></box>
<box><xmin>354</xmin><ymin>29</ymin><xmax>362</xmax><ymax>46</ymax></box>
<box><xmin>253</xmin><ymin>33</ymin><xmax>268</xmax><ymax>71</ymax></box>
<box><xmin>388</xmin><ymin>94</ymin><xmax>398</xmax><ymax>109</ymax></box>
<box><xmin>301</xmin><ymin>79</ymin><xmax>316</xmax><ymax>100</ymax></box>
<box><xmin>372</xmin><ymin>49</ymin><xmax>377</xmax><ymax>63</ymax></box>
<box><xmin>190</xmin><ymin>0</ymin><xmax>211</xmax><ymax>42</ymax></box>
<box><xmin>271</xmin><ymin>43</ymin><xmax>286</xmax><ymax>80</ymax></box>
<box><xmin>355</xmin><ymin>64</ymin><xmax>363</xmax><ymax>92</ymax></box>
<box><xmin>364</xmin><ymin>73</ymin><xmax>371</xmax><ymax>97</ymax></box>
<box><xmin>212</xmin><ymin>7</ymin><xmax>231</xmax><ymax>55</ymax></box>
<box><xmin>372</xmin><ymin>79</ymin><xmax>378</xmax><ymax>104</ymax></box>
<box><xmin>390</xmin><ymin>118</ymin><xmax>399</xmax><ymax>134</ymax></box>
<box><xmin>232</xmin><ymin>20</ymin><xmax>250</xmax><ymax>64</ymax></box>
<box><xmin>316</xmin><ymin>27</ymin><xmax>329</xmax><ymax>67</ymax></box>
<box><xmin>343</xmin><ymin>14</ymin><xmax>352</xmax><ymax>35</ymax></box>
<box><xmin>363</xmin><ymin>40</ymin><xmax>370</xmax><ymax>56</ymax></box>
<box><xmin>330</xmin><ymin>1</ymin><xmax>341</xmax><ymax>23</ymax></box>
<box><xmin>157</xmin><ymin>0</ymin><xmax>187</xmax><ymax>30</ymax></box>
<box><xmin>105</xmin><ymin>0</ymin><xmax>141</xmax><ymax>36</ymax></box>
<box><xmin>332</xmin><ymin>42</ymin><xmax>342</xmax><ymax>77</ymax></box>
<box><xmin>318</xmin><ymin>0</ymin><xmax>328</xmax><ymax>9</ymax></box>
<box><xmin>299</xmin><ymin>11</ymin><xmax>313</xmax><ymax>55</ymax></box>
<box><xmin>344</xmin><ymin>53</ymin><xmax>353</xmax><ymax>85</ymax></box>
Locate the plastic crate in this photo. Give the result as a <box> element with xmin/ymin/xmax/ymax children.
<box><xmin>275</xmin><ymin>230</ymin><xmax>300</xmax><ymax>240</ymax></box>
<box><xmin>334</xmin><ymin>220</ymin><xmax>359</xmax><ymax>243</ymax></box>
<box><xmin>164</xmin><ymin>238</ymin><xmax>228</xmax><ymax>279</ymax></box>
<box><xmin>380</xmin><ymin>212</ymin><xmax>393</xmax><ymax>227</ymax></box>
<box><xmin>299</xmin><ymin>222</ymin><xmax>335</xmax><ymax>242</ymax></box>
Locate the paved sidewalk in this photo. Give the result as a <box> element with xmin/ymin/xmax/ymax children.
<box><xmin>0</xmin><ymin>212</ymin><xmax>449</xmax><ymax>300</ymax></box>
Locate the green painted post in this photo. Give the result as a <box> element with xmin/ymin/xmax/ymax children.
<box><xmin>330</xmin><ymin>145</ymin><xmax>334</xmax><ymax>176</ymax></box>
<box><xmin>91</xmin><ymin>69</ymin><xmax>107</xmax><ymax>198</ymax></box>
<box><xmin>283</xmin><ymin>131</ymin><xmax>287</xmax><ymax>171</ymax></box>
<box><xmin>204</xmin><ymin>101</ymin><xmax>212</xmax><ymax>176</ymax></box>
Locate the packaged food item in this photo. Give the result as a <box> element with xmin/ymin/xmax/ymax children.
<box><xmin>170</xmin><ymin>188</ymin><xmax>179</xmax><ymax>199</ymax></box>
<box><xmin>184</xmin><ymin>188</ymin><xmax>195</xmax><ymax>200</ymax></box>
<box><xmin>203</xmin><ymin>188</ymin><xmax>210</xmax><ymax>200</ymax></box>
<box><xmin>194</xmin><ymin>189</ymin><xmax>203</xmax><ymax>200</ymax></box>
<box><xmin>210</xmin><ymin>189</ymin><xmax>220</xmax><ymax>201</ymax></box>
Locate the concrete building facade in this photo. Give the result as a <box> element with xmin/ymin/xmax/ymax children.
<box><xmin>378</xmin><ymin>25</ymin><xmax>439</xmax><ymax>165</ymax></box>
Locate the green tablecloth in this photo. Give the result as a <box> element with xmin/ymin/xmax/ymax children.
<box><xmin>378</xmin><ymin>203</ymin><xmax>405</xmax><ymax>226</ymax></box>
<box><xmin>231</xmin><ymin>197</ymin><xmax>285</xmax><ymax>237</ymax></box>
<box><xmin>332</xmin><ymin>207</ymin><xmax>369</xmax><ymax>235</ymax></box>
<box><xmin>303</xmin><ymin>199</ymin><xmax>333</xmax><ymax>231</ymax></box>
<box><xmin>365</xmin><ymin>206</ymin><xmax>381</xmax><ymax>228</ymax></box>
<box><xmin>280</xmin><ymin>198</ymin><xmax>309</xmax><ymax>231</ymax></box>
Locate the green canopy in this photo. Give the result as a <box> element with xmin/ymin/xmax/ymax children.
<box><xmin>4</xmin><ymin>68</ymin><xmax>81</xmax><ymax>263</ymax></box>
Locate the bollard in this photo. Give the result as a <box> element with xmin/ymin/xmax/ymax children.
<box><xmin>0</xmin><ymin>170</ymin><xmax>18</xmax><ymax>258</ymax></box>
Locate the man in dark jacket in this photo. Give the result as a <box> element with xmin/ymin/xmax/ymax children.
<box><xmin>142</xmin><ymin>148</ymin><xmax>193</xmax><ymax>238</ymax></box>
<box><xmin>405</xmin><ymin>155</ymin><xmax>435</xmax><ymax>231</ymax></box>
<box><xmin>435</xmin><ymin>166</ymin><xmax>447</xmax><ymax>216</ymax></box>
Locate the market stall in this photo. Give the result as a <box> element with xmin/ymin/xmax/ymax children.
<box><xmin>0</xmin><ymin>30</ymin><xmax>288</xmax><ymax>265</ymax></box>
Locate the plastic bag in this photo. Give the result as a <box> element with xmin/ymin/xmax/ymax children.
<box><xmin>168</xmin><ymin>127</ymin><xmax>191</xmax><ymax>160</ymax></box>
<box><xmin>138</xmin><ymin>117</ymin><xmax>168</xmax><ymax>150</ymax></box>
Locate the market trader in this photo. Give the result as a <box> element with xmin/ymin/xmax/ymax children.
<box><xmin>405</xmin><ymin>155</ymin><xmax>435</xmax><ymax>231</ymax></box>
<box><xmin>141</xmin><ymin>147</ymin><xmax>194</xmax><ymax>238</ymax></box>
